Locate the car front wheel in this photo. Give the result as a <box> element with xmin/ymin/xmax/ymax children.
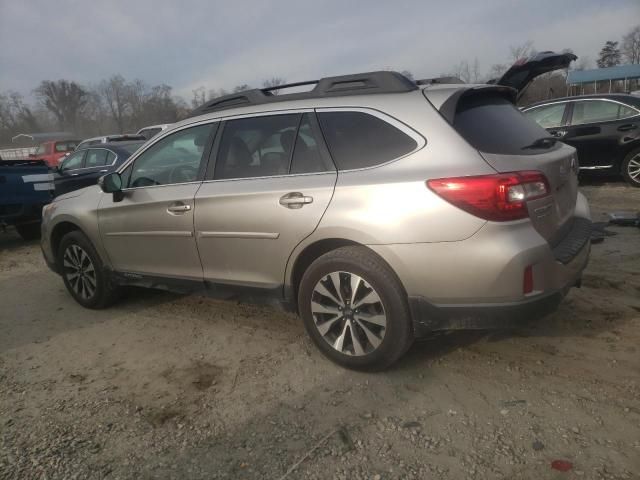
<box><xmin>57</xmin><ymin>231</ymin><xmax>119</xmax><ymax>309</ymax></box>
<box><xmin>298</xmin><ymin>246</ymin><xmax>414</xmax><ymax>371</ymax></box>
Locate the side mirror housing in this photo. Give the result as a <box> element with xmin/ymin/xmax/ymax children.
<box><xmin>98</xmin><ymin>172</ymin><xmax>124</xmax><ymax>202</ymax></box>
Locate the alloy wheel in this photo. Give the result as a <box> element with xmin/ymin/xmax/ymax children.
<box><xmin>63</xmin><ymin>244</ymin><xmax>97</xmax><ymax>300</ymax></box>
<box><xmin>310</xmin><ymin>271</ymin><xmax>387</xmax><ymax>356</ymax></box>
<box><xmin>628</xmin><ymin>153</ymin><xmax>640</xmax><ymax>182</ymax></box>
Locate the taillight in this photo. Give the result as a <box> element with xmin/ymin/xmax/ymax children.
<box><xmin>427</xmin><ymin>171</ymin><xmax>550</xmax><ymax>221</ymax></box>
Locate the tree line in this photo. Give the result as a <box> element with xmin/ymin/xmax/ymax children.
<box><xmin>1</xmin><ymin>24</ymin><xmax>639</xmax><ymax>147</ymax></box>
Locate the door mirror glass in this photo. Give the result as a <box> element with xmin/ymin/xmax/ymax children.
<box><xmin>100</xmin><ymin>172</ymin><xmax>122</xmax><ymax>193</ymax></box>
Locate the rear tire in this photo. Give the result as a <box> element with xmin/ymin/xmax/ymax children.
<box><xmin>622</xmin><ymin>148</ymin><xmax>640</xmax><ymax>187</ymax></box>
<box><xmin>57</xmin><ymin>231</ymin><xmax>119</xmax><ymax>309</ymax></box>
<box><xmin>298</xmin><ymin>246</ymin><xmax>414</xmax><ymax>371</ymax></box>
<box><xmin>15</xmin><ymin>222</ymin><xmax>41</xmax><ymax>240</ymax></box>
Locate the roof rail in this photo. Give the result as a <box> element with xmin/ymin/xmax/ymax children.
<box><xmin>415</xmin><ymin>76</ymin><xmax>465</xmax><ymax>85</ymax></box>
<box><xmin>188</xmin><ymin>71</ymin><xmax>418</xmax><ymax>117</ymax></box>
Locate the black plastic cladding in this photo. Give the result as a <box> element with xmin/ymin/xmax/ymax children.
<box><xmin>187</xmin><ymin>71</ymin><xmax>418</xmax><ymax>117</ymax></box>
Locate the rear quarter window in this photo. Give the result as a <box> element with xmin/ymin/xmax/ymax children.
<box><xmin>453</xmin><ymin>93</ymin><xmax>553</xmax><ymax>155</ymax></box>
<box><xmin>317</xmin><ymin>111</ymin><xmax>417</xmax><ymax>170</ymax></box>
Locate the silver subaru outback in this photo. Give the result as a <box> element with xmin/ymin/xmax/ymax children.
<box><xmin>41</xmin><ymin>52</ymin><xmax>590</xmax><ymax>370</ymax></box>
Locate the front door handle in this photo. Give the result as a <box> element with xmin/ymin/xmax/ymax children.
<box><xmin>618</xmin><ymin>124</ymin><xmax>638</xmax><ymax>132</ymax></box>
<box><xmin>167</xmin><ymin>203</ymin><xmax>192</xmax><ymax>214</ymax></box>
<box><xmin>279</xmin><ymin>192</ymin><xmax>313</xmax><ymax>209</ymax></box>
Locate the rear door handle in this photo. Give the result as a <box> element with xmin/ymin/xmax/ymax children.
<box><xmin>279</xmin><ymin>192</ymin><xmax>313</xmax><ymax>209</ymax></box>
<box><xmin>167</xmin><ymin>203</ymin><xmax>192</xmax><ymax>214</ymax></box>
<box><xmin>617</xmin><ymin>124</ymin><xmax>638</xmax><ymax>132</ymax></box>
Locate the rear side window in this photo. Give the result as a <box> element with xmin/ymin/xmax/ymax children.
<box><xmin>214</xmin><ymin>114</ymin><xmax>300</xmax><ymax>180</ymax></box>
<box><xmin>318</xmin><ymin>111</ymin><xmax>417</xmax><ymax>170</ymax></box>
<box><xmin>453</xmin><ymin>94</ymin><xmax>552</xmax><ymax>155</ymax></box>
<box><xmin>570</xmin><ymin>100</ymin><xmax>639</xmax><ymax>125</ymax></box>
<box><xmin>523</xmin><ymin>103</ymin><xmax>566</xmax><ymax>128</ymax></box>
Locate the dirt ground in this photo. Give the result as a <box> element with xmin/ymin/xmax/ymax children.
<box><xmin>1</xmin><ymin>182</ymin><xmax>639</xmax><ymax>480</ymax></box>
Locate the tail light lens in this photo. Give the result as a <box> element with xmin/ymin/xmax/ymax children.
<box><xmin>427</xmin><ymin>171</ymin><xmax>550</xmax><ymax>221</ymax></box>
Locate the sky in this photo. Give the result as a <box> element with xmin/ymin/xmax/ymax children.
<box><xmin>1</xmin><ymin>0</ymin><xmax>638</xmax><ymax>101</ymax></box>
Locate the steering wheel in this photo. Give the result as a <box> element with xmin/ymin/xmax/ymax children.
<box><xmin>169</xmin><ymin>165</ymin><xmax>198</xmax><ymax>184</ymax></box>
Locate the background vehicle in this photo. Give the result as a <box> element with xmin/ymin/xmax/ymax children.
<box><xmin>522</xmin><ymin>94</ymin><xmax>640</xmax><ymax>186</ymax></box>
<box><xmin>53</xmin><ymin>141</ymin><xmax>145</xmax><ymax>197</ymax></box>
<box><xmin>76</xmin><ymin>134</ymin><xmax>146</xmax><ymax>150</ymax></box>
<box><xmin>41</xmin><ymin>59</ymin><xmax>590</xmax><ymax>370</ymax></box>
<box><xmin>1</xmin><ymin>159</ymin><xmax>53</xmax><ymax>239</ymax></box>
<box><xmin>136</xmin><ymin>124</ymin><xmax>171</xmax><ymax>140</ymax></box>
<box><xmin>28</xmin><ymin>139</ymin><xmax>79</xmax><ymax>167</ymax></box>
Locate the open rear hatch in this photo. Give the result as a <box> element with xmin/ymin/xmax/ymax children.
<box><xmin>490</xmin><ymin>51</ymin><xmax>577</xmax><ymax>100</ymax></box>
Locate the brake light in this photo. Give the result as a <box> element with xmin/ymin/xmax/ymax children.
<box><xmin>427</xmin><ymin>171</ymin><xmax>550</xmax><ymax>221</ymax></box>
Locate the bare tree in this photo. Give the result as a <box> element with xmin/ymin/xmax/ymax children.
<box><xmin>509</xmin><ymin>41</ymin><xmax>535</xmax><ymax>62</ymax></box>
<box><xmin>597</xmin><ymin>41</ymin><xmax>622</xmax><ymax>68</ymax></box>
<box><xmin>622</xmin><ymin>25</ymin><xmax>640</xmax><ymax>64</ymax></box>
<box><xmin>34</xmin><ymin>80</ymin><xmax>88</xmax><ymax>130</ymax></box>
<box><xmin>262</xmin><ymin>77</ymin><xmax>286</xmax><ymax>95</ymax></box>
<box><xmin>99</xmin><ymin>75</ymin><xmax>131</xmax><ymax>133</ymax></box>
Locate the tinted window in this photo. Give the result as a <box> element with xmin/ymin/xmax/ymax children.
<box><xmin>453</xmin><ymin>94</ymin><xmax>553</xmax><ymax>155</ymax></box>
<box><xmin>128</xmin><ymin>123</ymin><xmax>215</xmax><ymax>188</ymax></box>
<box><xmin>60</xmin><ymin>151</ymin><xmax>85</xmax><ymax>171</ymax></box>
<box><xmin>619</xmin><ymin>104</ymin><xmax>639</xmax><ymax>119</ymax></box>
<box><xmin>214</xmin><ymin>114</ymin><xmax>300</xmax><ymax>180</ymax></box>
<box><xmin>318</xmin><ymin>111</ymin><xmax>417</xmax><ymax>169</ymax></box>
<box><xmin>524</xmin><ymin>103</ymin><xmax>566</xmax><ymax>128</ymax></box>
<box><xmin>85</xmin><ymin>149</ymin><xmax>110</xmax><ymax>167</ymax></box>
<box><xmin>290</xmin><ymin>113</ymin><xmax>335</xmax><ymax>174</ymax></box>
<box><xmin>106</xmin><ymin>151</ymin><xmax>117</xmax><ymax>164</ymax></box>
<box><xmin>571</xmin><ymin>100</ymin><xmax>639</xmax><ymax>125</ymax></box>
<box><xmin>571</xmin><ymin>100</ymin><xmax>619</xmax><ymax>125</ymax></box>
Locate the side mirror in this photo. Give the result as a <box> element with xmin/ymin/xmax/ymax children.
<box><xmin>99</xmin><ymin>172</ymin><xmax>124</xmax><ymax>202</ymax></box>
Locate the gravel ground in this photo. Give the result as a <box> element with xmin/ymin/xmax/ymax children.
<box><xmin>0</xmin><ymin>182</ymin><xmax>639</xmax><ymax>480</ymax></box>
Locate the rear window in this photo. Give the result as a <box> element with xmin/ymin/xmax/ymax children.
<box><xmin>318</xmin><ymin>112</ymin><xmax>417</xmax><ymax>170</ymax></box>
<box><xmin>453</xmin><ymin>93</ymin><xmax>554</xmax><ymax>155</ymax></box>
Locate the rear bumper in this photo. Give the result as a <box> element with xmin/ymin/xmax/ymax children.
<box><xmin>405</xmin><ymin>221</ymin><xmax>590</xmax><ymax>336</ymax></box>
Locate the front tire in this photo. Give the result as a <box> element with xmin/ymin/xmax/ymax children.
<box><xmin>57</xmin><ymin>231</ymin><xmax>119</xmax><ymax>309</ymax></box>
<box><xmin>622</xmin><ymin>148</ymin><xmax>640</xmax><ymax>187</ymax></box>
<box><xmin>298</xmin><ymin>246</ymin><xmax>414</xmax><ymax>371</ymax></box>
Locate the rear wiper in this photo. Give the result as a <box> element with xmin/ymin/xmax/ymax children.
<box><xmin>522</xmin><ymin>137</ymin><xmax>557</xmax><ymax>150</ymax></box>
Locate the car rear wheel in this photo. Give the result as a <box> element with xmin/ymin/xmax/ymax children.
<box><xmin>58</xmin><ymin>231</ymin><xmax>119</xmax><ymax>309</ymax></box>
<box><xmin>298</xmin><ymin>246</ymin><xmax>414</xmax><ymax>371</ymax></box>
<box><xmin>622</xmin><ymin>148</ymin><xmax>640</xmax><ymax>187</ymax></box>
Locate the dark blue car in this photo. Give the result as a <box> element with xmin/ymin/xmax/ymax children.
<box><xmin>54</xmin><ymin>141</ymin><xmax>145</xmax><ymax>197</ymax></box>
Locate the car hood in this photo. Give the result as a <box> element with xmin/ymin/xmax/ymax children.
<box><xmin>54</xmin><ymin>186</ymin><xmax>90</xmax><ymax>202</ymax></box>
<box><xmin>490</xmin><ymin>51</ymin><xmax>577</xmax><ymax>99</ymax></box>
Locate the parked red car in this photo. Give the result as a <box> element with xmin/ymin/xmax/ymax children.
<box><xmin>29</xmin><ymin>140</ymin><xmax>80</xmax><ymax>167</ymax></box>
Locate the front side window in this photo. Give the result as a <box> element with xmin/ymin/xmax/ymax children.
<box><xmin>128</xmin><ymin>123</ymin><xmax>215</xmax><ymax>188</ymax></box>
<box><xmin>571</xmin><ymin>100</ymin><xmax>622</xmax><ymax>125</ymax></box>
<box><xmin>214</xmin><ymin>114</ymin><xmax>300</xmax><ymax>180</ymax></box>
<box><xmin>523</xmin><ymin>103</ymin><xmax>566</xmax><ymax>128</ymax></box>
<box><xmin>85</xmin><ymin>149</ymin><xmax>110</xmax><ymax>168</ymax></box>
<box><xmin>60</xmin><ymin>151</ymin><xmax>85</xmax><ymax>171</ymax></box>
<box><xmin>317</xmin><ymin>111</ymin><xmax>417</xmax><ymax>170</ymax></box>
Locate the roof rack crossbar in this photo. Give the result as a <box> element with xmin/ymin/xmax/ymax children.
<box><xmin>415</xmin><ymin>76</ymin><xmax>465</xmax><ymax>85</ymax></box>
<box><xmin>188</xmin><ymin>71</ymin><xmax>419</xmax><ymax>117</ymax></box>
